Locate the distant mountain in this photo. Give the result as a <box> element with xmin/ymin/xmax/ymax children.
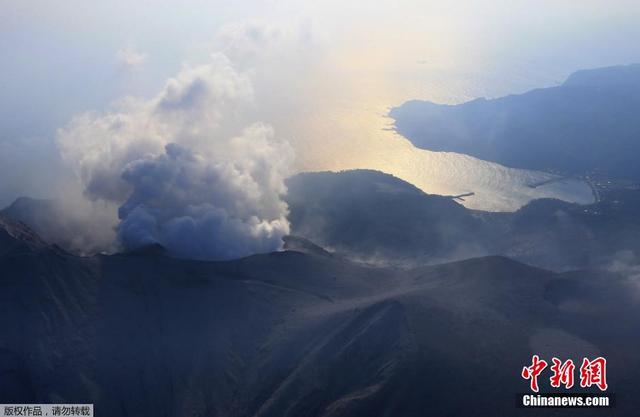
<box><xmin>1</xmin><ymin>217</ymin><xmax>639</xmax><ymax>416</ymax></box>
<box><xmin>498</xmin><ymin>184</ymin><xmax>640</xmax><ymax>269</ymax></box>
<box><xmin>285</xmin><ymin>170</ymin><xmax>488</xmax><ymax>265</ymax></box>
<box><xmin>5</xmin><ymin>169</ymin><xmax>640</xmax><ymax>270</ymax></box>
<box><xmin>390</xmin><ymin>64</ymin><xmax>640</xmax><ymax>179</ymax></box>
<box><xmin>286</xmin><ymin>170</ymin><xmax>640</xmax><ymax>270</ymax></box>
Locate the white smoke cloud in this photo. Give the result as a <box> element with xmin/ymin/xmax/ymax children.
<box><xmin>57</xmin><ymin>46</ymin><xmax>294</xmax><ymax>259</ymax></box>
<box><xmin>117</xmin><ymin>126</ymin><xmax>291</xmax><ymax>260</ymax></box>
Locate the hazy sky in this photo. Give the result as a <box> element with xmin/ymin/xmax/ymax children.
<box><xmin>2</xmin><ymin>0</ymin><xmax>640</xmax><ymax>207</ymax></box>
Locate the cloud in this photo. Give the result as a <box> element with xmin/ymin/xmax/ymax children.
<box><xmin>116</xmin><ymin>48</ymin><xmax>147</xmax><ymax>71</ymax></box>
<box><xmin>58</xmin><ymin>54</ymin><xmax>253</xmax><ymax>200</ymax></box>
<box><xmin>214</xmin><ymin>20</ymin><xmax>315</xmax><ymax>69</ymax></box>
<box><xmin>118</xmin><ymin>128</ymin><xmax>291</xmax><ymax>259</ymax></box>
<box><xmin>58</xmin><ymin>47</ymin><xmax>293</xmax><ymax>259</ymax></box>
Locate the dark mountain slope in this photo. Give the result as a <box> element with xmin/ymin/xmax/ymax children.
<box><xmin>1</xmin><ymin>220</ymin><xmax>639</xmax><ymax>416</ymax></box>
<box><xmin>0</xmin><ymin>214</ymin><xmax>49</xmax><ymax>256</ymax></box>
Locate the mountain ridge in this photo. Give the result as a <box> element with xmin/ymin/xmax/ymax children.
<box><xmin>6</xmin><ymin>169</ymin><xmax>640</xmax><ymax>271</ymax></box>
<box><xmin>1</xmin><ymin>216</ymin><xmax>639</xmax><ymax>416</ymax></box>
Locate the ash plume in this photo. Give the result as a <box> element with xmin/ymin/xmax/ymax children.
<box><xmin>57</xmin><ymin>51</ymin><xmax>293</xmax><ymax>259</ymax></box>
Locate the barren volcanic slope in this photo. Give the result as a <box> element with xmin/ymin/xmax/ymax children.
<box><xmin>1</xmin><ymin>216</ymin><xmax>639</xmax><ymax>416</ymax></box>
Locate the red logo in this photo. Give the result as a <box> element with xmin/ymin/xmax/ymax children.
<box><xmin>522</xmin><ymin>355</ymin><xmax>608</xmax><ymax>392</ymax></box>
<box><xmin>521</xmin><ymin>355</ymin><xmax>548</xmax><ymax>392</ymax></box>
<box><xmin>579</xmin><ymin>357</ymin><xmax>608</xmax><ymax>391</ymax></box>
<box><xmin>550</xmin><ymin>358</ymin><xmax>575</xmax><ymax>389</ymax></box>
